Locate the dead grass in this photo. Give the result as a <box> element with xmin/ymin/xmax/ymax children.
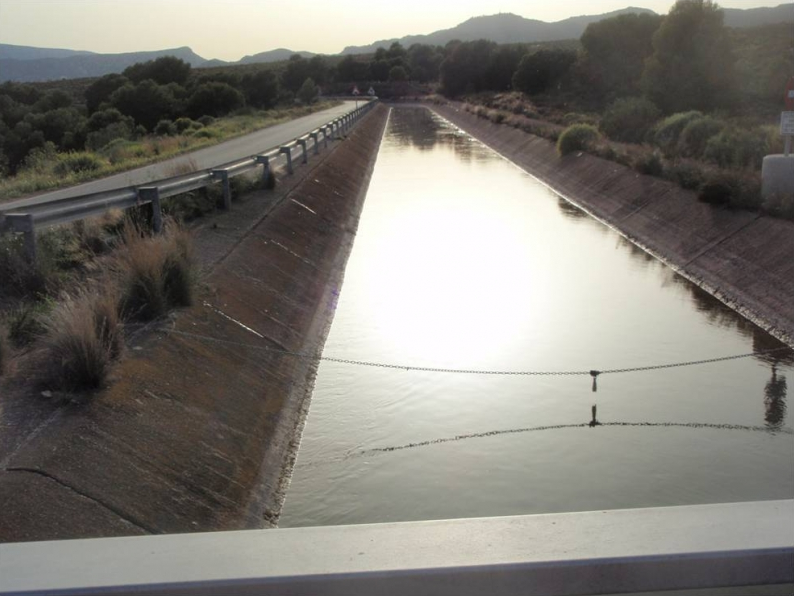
<box><xmin>116</xmin><ymin>221</ymin><xmax>196</xmax><ymax>322</ymax></box>
<box><xmin>43</xmin><ymin>285</ymin><xmax>123</xmax><ymax>392</ymax></box>
<box><xmin>0</xmin><ymin>324</ymin><xmax>7</xmax><ymax>376</ymax></box>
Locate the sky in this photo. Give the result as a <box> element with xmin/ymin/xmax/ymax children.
<box><xmin>0</xmin><ymin>0</ymin><xmax>784</xmax><ymax>61</ymax></box>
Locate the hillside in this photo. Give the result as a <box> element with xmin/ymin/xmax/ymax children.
<box><xmin>341</xmin><ymin>3</ymin><xmax>794</xmax><ymax>54</ymax></box>
<box><xmin>0</xmin><ymin>46</ymin><xmax>208</xmax><ymax>83</ymax></box>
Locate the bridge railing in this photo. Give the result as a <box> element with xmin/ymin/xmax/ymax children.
<box><xmin>0</xmin><ymin>500</ymin><xmax>791</xmax><ymax>595</ymax></box>
<box><xmin>0</xmin><ymin>100</ymin><xmax>377</xmax><ymax>261</ymax></box>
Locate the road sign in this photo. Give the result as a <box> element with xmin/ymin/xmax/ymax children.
<box><xmin>786</xmin><ymin>77</ymin><xmax>794</xmax><ymax>110</ymax></box>
<box><xmin>367</xmin><ymin>87</ymin><xmax>375</xmax><ymax>96</ymax></box>
<box><xmin>352</xmin><ymin>85</ymin><xmax>360</xmax><ymax>96</ymax></box>
<box><xmin>781</xmin><ymin>112</ymin><xmax>794</xmax><ymax>136</ymax></box>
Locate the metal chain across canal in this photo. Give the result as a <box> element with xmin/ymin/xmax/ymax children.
<box><xmin>167</xmin><ymin>328</ymin><xmax>791</xmax><ymax>378</ymax></box>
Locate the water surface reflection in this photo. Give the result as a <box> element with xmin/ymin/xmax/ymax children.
<box><xmin>281</xmin><ymin>108</ymin><xmax>793</xmax><ymax>528</ymax></box>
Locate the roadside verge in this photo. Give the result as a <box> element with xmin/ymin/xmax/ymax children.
<box><xmin>0</xmin><ymin>104</ymin><xmax>390</xmax><ymax>542</ymax></box>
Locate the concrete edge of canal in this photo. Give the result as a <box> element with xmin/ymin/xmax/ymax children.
<box><xmin>0</xmin><ymin>104</ymin><xmax>391</xmax><ymax>543</ymax></box>
<box><xmin>430</xmin><ymin>103</ymin><xmax>794</xmax><ymax>349</ymax></box>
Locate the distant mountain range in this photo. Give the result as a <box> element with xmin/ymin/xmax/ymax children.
<box><xmin>0</xmin><ymin>45</ymin><xmax>208</xmax><ymax>83</ymax></box>
<box><xmin>340</xmin><ymin>3</ymin><xmax>793</xmax><ymax>54</ymax></box>
<box><xmin>1</xmin><ymin>3</ymin><xmax>791</xmax><ymax>83</ymax></box>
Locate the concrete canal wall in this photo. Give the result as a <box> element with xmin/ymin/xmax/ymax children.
<box><xmin>431</xmin><ymin>103</ymin><xmax>794</xmax><ymax>347</ymax></box>
<box><xmin>0</xmin><ymin>104</ymin><xmax>390</xmax><ymax>542</ymax></box>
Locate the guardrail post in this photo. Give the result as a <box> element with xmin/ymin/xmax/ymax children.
<box><xmin>297</xmin><ymin>139</ymin><xmax>308</xmax><ymax>164</ymax></box>
<box><xmin>137</xmin><ymin>187</ymin><xmax>163</xmax><ymax>233</ymax></box>
<box><xmin>323</xmin><ymin>126</ymin><xmax>330</xmax><ymax>148</ymax></box>
<box><xmin>256</xmin><ymin>155</ymin><xmax>272</xmax><ymax>187</ymax></box>
<box><xmin>212</xmin><ymin>170</ymin><xmax>232</xmax><ymax>210</ymax></box>
<box><xmin>279</xmin><ymin>146</ymin><xmax>293</xmax><ymax>174</ymax></box>
<box><xmin>5</xmin><ymin>214</ymin><xmax>36</xmax><ymax>263</ymax></box>
<box><xmin>310</xmin><ymin>132</ymin><xmax>320</xmax><ymax>154</ymax></box>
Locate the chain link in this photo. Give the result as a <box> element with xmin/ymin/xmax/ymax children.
<box><xmin>168</xmin><ymin>329</ymin><xmax>791</xmax><ymax>377</ymax></box>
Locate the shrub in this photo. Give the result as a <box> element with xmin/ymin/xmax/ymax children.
<box><xmin>634</xmin><ymin>150</ymin><xmax>664</xmax><ymax>176</ymax></box>
<box><xmin>653</xmin><ymin>111</ymin><xmax>703</xmax><ymax>156</ymax></box>
<box><xmin>557</xmin><ymin>124</ymin><xmax>600</xmax><ymax>156</ymax></box>
<box><xmin>600</xmin><ymin>97</ymin><xmax>660</xmax><ymax>143</ymax></box>
<box><xmin>704</xmin><ymin>128</ymin><xmax>768</xmax><ymax>170</ymax></box>
<box><xmin>0</xmin><ymin>324</ymin><xmax>6</xmax><ymax>375</ymax></box>
<box><xmin>174</xmin><ymin>117</ymin><xmax>201</xmax><ymax>133</ymax></box>
<box><xmin>187</xmin><ymin>82</ymin><xmax>244</xmax><ymax>119</ymax></box>
<box><xmin>197</xmin><ymin>115</ymin><xmax>215</xmax><ymax>127</ymax></box>
<box><xmin>117</xmin><ymin>223</ymin><xmax>196</xmax><ymax>321</ymax></box>
<box><xmin>0</xmin><ymin>235</ymin><xmax>49</xmax><ymax>298</ymax></box>
<box><xmin>562</xmin><ymin>113</ymin><xmax>598</xmax><ymax>126</ymax></box>
<box><xmin>54</xmin><ymin>152</ymin><xmax>105</xmax><ymax>176</ymax></box>
<box><xmin>191</xmin><ymin>129</ymin><xmax>218</xmax><ymax>139</ymax></box>
<box><xmin>698</xmin><ymin>171</ymin><xmax>761</xmax><ymax>210</ymax></box>
<box><xmin>86</xmin><ymin>122</ymin><xmax>133</xmax><ymax>151</ymax></box>
<box><xmin>667</xmin><ymin>160</ymin><xmax>706</xmax><ymax>190</ymax></box>
<box><xmin>43</xmin><ymin>287</ymin><xmax>123</xmax><ymax>392</ymax></box>
<box><xmin>7</xmin><ymin>300</ymin><xmax>52</xmax><ymax>348</ymax></box>
<box><xmin>677</xmin><ymin>116</ymin><xmax>725</xmax><ymax>158</ymax></box>
<box><xmin>154</xmin><ymin>119</ymin><xmax>177</xmax><ymax>136</ymax></box>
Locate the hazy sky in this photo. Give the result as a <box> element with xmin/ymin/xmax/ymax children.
<box><xmin>0</xmin><ymin>0</ymin><xmax>783</xmax><ymax>61</ymax></box>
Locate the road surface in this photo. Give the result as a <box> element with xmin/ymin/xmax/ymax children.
<box><xmin>2</xmin><ymin>101</ymin><xmax>357</xmax><ymax>212</ymax></box>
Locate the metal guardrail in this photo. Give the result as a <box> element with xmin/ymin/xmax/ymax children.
<box><xmin>0</xmin><ymin>500</ymin><xmax>791</xmax><ymax>595</ymax></box>
<box><xmin>0</xmin><ymin>100</ymin><xmax>377</xmax><ymax>260</ymax></box>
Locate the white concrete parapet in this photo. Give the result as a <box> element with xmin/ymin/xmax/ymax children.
<box><xmin>762</xmin><ymin>154</ymin><xmax>794</xmax><ymax>199</ymax></box>
<box><xmin>0</xmin><ymin>500</ymin><xmax>791</xmax><ymax>596</ymax></box>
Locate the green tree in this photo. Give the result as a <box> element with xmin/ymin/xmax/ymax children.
<box><xmin>440</xmin><ymin>40</ymin><xmax>497</xmax><ymax>97</ymax></box>
<box><xmin>241</xmin><ymin>70</ymin><xmax>280</xmax><ymax>109</ymax></box>
<box><xmin>123</xmin><ymin>56</ymin><xmax>192</xmax><ymax>86</ymax></box>
<box><xmin>85</xmin><ymin>74</ymin><xmax>130</xmax><ymax>114</ymax></box>
<box><xmin>485</xmin><ymin>45</ymin><xmax>527</xmax><ymax>91</ymax></box>
<box><xmin>296</xmin><ymin>78</ymin><xmax>319</xmax><ymax>104</ymax></box>
<box><xmin>308</xmin><ymin>56</ymin><xmax>330</xmax><ymax>86</ymax></box>
<box><xmin>282</xmin><ymin>55</ymin><xmax>312</xmax><ymax>92</ymax></box>
<box><xmin>407</xmin><ymin>44</ymin><xmax>443</xmax><ymax>83</ymax></box>
<box><xmin>512</xmin><ymin>49</ymin><xmax>576</xmax><ymax>95</ymax></box>
<box><xmin>110</xmin><ymin>80</ymin><xmax>177</xmax><ymax>130</ymax></box>
<box><xmin>370</xmin><ymin>60</ymin><xmax>391</xmax><ymax>82</ymax></box>
<box><xmin>642</xmin><ymin>0</ymin><xmax>735</xmax><ymax>113</ymax></box>
<box><xmin>388</xmin><ymin>65</ymin><xmax>408</xmax><ymax>82</ymax></box>
<box><xmin>186</xmin><ymin>82</ymin><xmax>244</xmax><ymax>119</ymax></box>
<box><xmin>580</xmin><ymin>13</ymin><xmax>663</xmax><ymax>100</ymax></box>
<box><xmin>337</xmin><ymin>55</ymin><xmax>369</xmax><ymax>82</ymax></box>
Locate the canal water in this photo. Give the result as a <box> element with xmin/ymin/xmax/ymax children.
<box><xmin>279</xmin><ymin>107</ymin><xmax>794</xmax><ymax>527</ymax></box>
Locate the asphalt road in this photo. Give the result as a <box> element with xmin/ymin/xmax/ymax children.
<box><xmin>2</xmin><ymin>101</ymin><xmax>357</xmax><ymax>211</ymax></box>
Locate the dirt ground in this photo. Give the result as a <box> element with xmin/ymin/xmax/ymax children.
<box><xmin>0</xmin><ymin>104</ymin><xmax>390</xmax><ymax>542</ymax></box>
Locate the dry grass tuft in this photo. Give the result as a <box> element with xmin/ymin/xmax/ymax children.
<box><xmin>44</xmin><ymin>286</ymin><xmax>123</xmax><ymax>392</ymax></box>
<box><xmin>117</xmin><ymin>221</ymin><xmax>196</xmax><ymax>321</ymax></box>
<box><xmin>0</xmin><ymin>324</ymin><xmax>7</xmax><ymax>376</ymax></box>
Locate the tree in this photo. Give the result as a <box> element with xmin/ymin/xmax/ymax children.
<box><xmin>308</xmin><ymin>56</ymin><xmax>330</xmax><ymax>86</ymax></box>
<box><xmin>186</xmin><ymin>82</ymin><xmax>245</xmax><ymax>118</ymax></box>
<box><xmin>388</xmin><ymin>65</ymin><xmax>408</xmax><ymax>82</ymax></box>
<box><xmin>580</xmin><ymin>13</ymin><xmax>663</xmax><ymax>101</ymax></box>
<box><xmin>282</xmin><ymin>55</ymin><xmax>312</xmax><ymax>92</ymax></box>
<box><xmin>85</xmin><ymin>74</ymin><xmax>130</xmax><ymax>114</ymax></box>
<box><xmin>485</xmin><ymin>45</ymin><xmax>527</xmax><ymax>91</ymax></box>
<box><xmin>440</xmin><ymin>40</ymin><xmax>497</xmax><ymax>96</ymax></box>
<box><xmin>512</xmin><ymin>49</ymin><xmax>576</xmax><ymax>95</ymax></box>
<box><xmin>337</xmin><ymin>55</ymin><xmax>369</xmax><ymax>82</ymax></box>
<box><xmin>642</xmin><ymin>0</ymin><xmax>735</xmax><ymax>113</ymax></box>
<box><xmin>241</xmin><ymin>70</ymin><xmax>280</xmax><ymax>109</ymax></box>
<box><xmin>110</xmin><ymin>80</ymin><xmax>177</xmax><ymax>130</ymax></box>
<box><xmin>369</xmin><ymin>60</ymin><xmax>391</xmax><ymax>82</ymax></box>
<box><xmin>297</xmin><ymin>78</ymin><xmax>319</xmax><ymax>104</ymax></box>
<box><xmin>123</xmin><ymin>56</ymin><xmax>192</xmax><ymax>86</ymax></box>
<box><xmin>408</xmin><ymin>44</ymin><xmax>442</xmax><ymax>83</ymax></box>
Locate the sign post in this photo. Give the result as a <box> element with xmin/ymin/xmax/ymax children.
<box><xmin>783</xmin><ymin>76</ymin><xmax>794</xmax><ymax>157</ymax></box>
<box><xmin>352</xmin><ymin>85</ymin><xmax>360</xmax><ymax>110</ymax></box>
